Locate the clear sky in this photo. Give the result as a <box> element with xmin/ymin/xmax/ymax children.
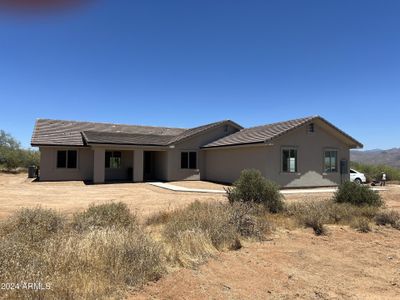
<box><xmin>0</xmin><ymin>0</ymin><xmax>399</xmax><ymax>149</ymax></box>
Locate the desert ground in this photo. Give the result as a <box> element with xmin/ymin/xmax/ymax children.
<box><xmin>1</xmin><ymin>173</ymin><xmax>400</xmax><ymax>299</ymax></box>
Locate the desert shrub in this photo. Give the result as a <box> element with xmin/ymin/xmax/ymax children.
<box><xmin>228</xmin><ymin>201</ymin><xmax>270</xmax><ymax>239</ymax></box>
<box><xmin>0</xmin><ymin>227</ymin><xmax>165</xmax><ymax>299</ymax></box>
<box><xmin>286</xmin><ymin>200</ymin><xmax>328</xmax><ymax>235</ymax></box>
<box><xmin>286</xmin><ymin>198</ymin><xmax>381</xmax><ymax>235</ymax></box>
<box><xmin>226</xmin><ymin>169</ymin><xmax>284</xmax><ymax>213</ymax></box>
<box><xmin>163</xmin><ymin>201</ymin><xmax>238</xmax><ymax>251</ymax></box>
<box><xmin>167</xmin><ymin>229</ymin><xmax>217</xmax><ymax>268</ymax></box>
<box><xmin>333</xmin><ymin>181</ymin><xmax>383</xmax><ymax>207</ymax></box>
<box><xmin>375</xmin><ymin>210</ymin><xmax>400</xmax><ymax>229</ymax></box>
<box><xmin>72</xmin><ymin>202</ymin><xmax>136</xmax><ymax>231</ymax></box>
<box><xmin>163</xmin><ymin>201</ymin><xmax>269</xmax><ymax>267</ymax></box>
<box><xmin>350</xmin><ymin>217</ymin><xmax>371</xmax><ymax>233</ymax></box>
<box><xmin>145</xmin><ymin>210</ymin><xmax>173</xmax><ymax>226</ymax></box>
<box><xmin>0</xmin><ymin>207</ymin><xmax>64</xmax><ymax>244</ymax></box>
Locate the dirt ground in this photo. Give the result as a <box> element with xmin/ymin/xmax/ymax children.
<box><xmin>132</xmin><ymin>226</ymin><xmax>400</xmax><ymax>300</ymax></box>
<box><xmin>2</xmin><ymin>173</ymin><xmax>400</xmax><ymax>299</ymax></box>
<box><xmin>0</xmin><ymin>173</ymin><xmax>226</xmax><ymax>220</ymax></box>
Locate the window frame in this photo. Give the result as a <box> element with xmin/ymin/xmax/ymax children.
<box><xmin>323</xmin><ymin>149</ymin><xmax>338</xmax><ymax>173</ymax></box>
<box><xmin>56</xmin><ymin>150</ymin><xmax>78</xmax><ymax>169</ymax></box>
<box><xmin>180</xmin><ymin>151</ymin><xmax>197</xmax><ymax>170</ymax></box>
<box><xmin>105</xmin><ymin>151</ymin><xmax>122</xmax><ymax>169</ymax></box>
<box><xmin>281</xmin><ymin>147</ymin><xmax>298</xmax><ymax>173</ymax></box>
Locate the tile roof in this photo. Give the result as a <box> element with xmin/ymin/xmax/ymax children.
<box><xmin>202</xmin><ymin>116</ymin><xmax>363</xmax><ymax>148</ymax></box>
<box><xmin>168</xmin><ymin>120</ymin><xmax>242</xmax><ymax>144</ymax></box>
<box><xmin>31</xmin><ymin>119</ymin><xmax>186</xmax><ymax>146</ymax></box>
<box><xmin>81</xmin><ymin>131</ymin><xmax>174</xmax><ymax>146</ymax></box>
<box><xmin>31</xmin><ymin>119</ymin><xmax>240</xmax><ymax>147</ymax></box>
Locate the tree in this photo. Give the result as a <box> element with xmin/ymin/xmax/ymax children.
<box><xmin>0</xmin><ymin>130</ymin><xmax>39</xmax><ymax>171</ymax></box>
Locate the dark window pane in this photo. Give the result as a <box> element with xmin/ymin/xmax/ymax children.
<box><xmin>282</xmin><ymin>149</ymin><xmax>297</xmax><ymax>172</ymax></box>
<box><xmin>105</xmin><ymin>151</ymin><xmax>111</xmax><ymax>168</ymax></box>
<box><xmin>67</xmin><ymin>150</ymin><xmax>77</xmax><ymax>168</ymax></box>
<box><xmin>282</xmin><ymin>150</ymin><xmax>289</xmax><ymax>172</ymax></box>
<box><xmin>57</xmin><ymin>151</ymin><xmax>66</xmax><ymax>168</ymax></box>
<box><xmin>114</xmin><ymin>151</ymin><xmax>121</xmax><ymax>158</ymax></box>
<box><xmin>181</xmin><ymin>152</ymin><xmax>188</xmax><ymax>169</ymax></box>
<box><xmin>189</xmin><ymin>152</ymin><xmax>197</xmax><ymax>169</ymax></box>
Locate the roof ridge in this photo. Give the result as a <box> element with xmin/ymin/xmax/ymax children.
<box><xmin>36</xmin><ymin>118</ymin><xmax>187</xmax><ymax>131</ymax></box>
<box><xmin>242</xmin><ymin>115</ymin><xmax>317</xmax><ymax>131</ymax></box>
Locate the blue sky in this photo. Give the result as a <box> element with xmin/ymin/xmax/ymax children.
<box><xmin>0</xmin><ymin>0</ymin><xmax>399</xmax><ymax>149</ymax></box>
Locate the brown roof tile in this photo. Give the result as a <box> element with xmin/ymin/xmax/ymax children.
<box><xmin>202</xmin><ymin>116</ymin><xmax>363</xmax><ymax>148</ymax></box>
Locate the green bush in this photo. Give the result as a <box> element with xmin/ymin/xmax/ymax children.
<box><xmin>0</xmin><ymin>130</ymin><xmax>40</xmax><ymax>171</ymax></box>
<box><xmin>0</xmin><ymin>207</ymin><xmax>65</xmax><ymax>244</ymax></box>
<box><xmin>333</xmin><ymin>181</ymin><xmax>383</xmax><ymax>207</ymax></box>
<box><xmin>72</xmin><ymin>202</ymin><xmax>136</xmax><ymax>232</ymax></box>
<box><xmin>226</xmin><ymin>169</ymin><xmax>284</xmax><ymax>213</ymax></box>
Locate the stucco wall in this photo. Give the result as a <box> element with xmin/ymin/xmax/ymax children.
<box><xmin>166</xmin><ymin>124</ymin><xmax>239</xmax><ymax>181</ymax></box>
<box><xmin>39</xmin><ymin>147</ymin><xmax>94</xmax><ymax>181</ymax></box>
<box><xmin>203</xmin><ymin>122</ymin><xmax>351</xmax><ymax>187</ymax></box>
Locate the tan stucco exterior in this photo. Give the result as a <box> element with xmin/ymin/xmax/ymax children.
<box><xmin>37</xmin><ymin>119</ymin><xmax>355</xmax><ymax>187</ymax></box>
<box><xmin>203</xmin><ymin>120</ymin><xmax>350</xmax><ymax>187</ymax></box>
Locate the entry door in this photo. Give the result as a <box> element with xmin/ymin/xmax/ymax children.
<box><xmin>143</xmin><ymin>151</ymin><xmax>153</xmax><ymax>181</ymax></box>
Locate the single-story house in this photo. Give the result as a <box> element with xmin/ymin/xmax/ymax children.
<box><xmin>31</xmin><ymin>116</ymin><xmax>362</xmax><ymax>187</ymax></box>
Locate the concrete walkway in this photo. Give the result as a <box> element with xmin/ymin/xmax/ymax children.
<box><xmin>148</xmin><ymin>182</ymin><xmax>387</xmax><ymax>195</ymax></box>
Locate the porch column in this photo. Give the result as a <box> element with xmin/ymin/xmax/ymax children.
<box><xmin>93</xmin><ymin>148</ymin><xmax>105</xmax><ymax>183</ymax></box>
<box><xmin>133</xmin><ymin>149</ymin><xmax>143</xmax><ymax>182</ymax></box>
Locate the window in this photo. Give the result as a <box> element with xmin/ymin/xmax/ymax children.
<box><xmin>324</xmin><ymin>150</ymin><xmax>338</xmax><ymax>173</ymax></box>
<box><xmin>57</xmin><ymin>150</ymin><xmax>77</xmax><ymax>169</ymax></box>
<box><xmin>181</xmin><ymin>151</ymin><xmax>197</xmax><ymax>169</ymax></box>
<box><xmin>105</xmin><ymin>151</ymin><xmax>121</xmax><ymax>169</ymax></box>
<box><xmin>282</xmin><ymin>148</ymin><xmax>297</xmax><ymax>173</ymax></box>
<box><xmin>307</xmin><ymin>123</ymin><xmax>315</xmax><ymax>133</ymax></box>
<box><xmin>350</xmin><ymin>169</ymin><xmax>356</xmax><ymax>174</ymax></box>
<box><xmin>224</xmin><ymin>125</ymin><xmax>229</xmax><ymax>132</ymax></box>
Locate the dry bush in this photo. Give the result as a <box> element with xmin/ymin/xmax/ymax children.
<box><xmin>0</xmin><ymin>207</ymin><xmax>64</xmax><ymax>244</ymax></box>
<box><xmin>285</xmin><ymin>199</ymin><xmax>379</xmax><ymax>235</ymax></box>
<box><xmin>72</xmin><ymin>202</ymin><xmax>136</xmax><ymax>232</ymax></box>
<box><xmin>0</xmin><ymin>205</ymin><xmax>165</xmax><ymax>299</ymax></box>
<box><xmin>375</xmin><ymin>210</ymin><xmax>400</xmax><ymax>229</ymax></box>
<box><xmin>162</xmin><ymin>201</ymin><xmax>270</xmax><ymax>267</ymax></box>
<box><xmin>350</xmin><ymin>217</ymin><xmax>371</xmax><ymax>233</ymax></box>
<box><xmin>166</xmin><ymin>229</ymin><xmax>217</xmax><ymax>268</ymax></box>
<box><xmin>145</xmin><ymin>210</ymin><xmax>173</xmax><ymax>226</ymax></box>
<box><xmin>163</xmin><ymin>201</ymin><xmax>238</xmax><ymax>251</ymax></box>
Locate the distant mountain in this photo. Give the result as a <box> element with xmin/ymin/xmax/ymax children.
<box><xmin>351</xmin><ymin>148</ymin><xmax>400</xmax><ymax>168</ymax></box>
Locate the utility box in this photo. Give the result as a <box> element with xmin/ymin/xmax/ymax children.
<box><xmin>28</xmin><ymin>166</ymin><xmax>37</xmax><ymax>178</ymax></box>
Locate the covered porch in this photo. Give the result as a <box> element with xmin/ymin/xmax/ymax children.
<box><xmin>92</xmin><ymin>147</ymin><xmax>168</xmax><ymax>184</ymax></box>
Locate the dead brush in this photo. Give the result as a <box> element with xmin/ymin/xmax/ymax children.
<box><xmin>72</xmin><ymin>202</ymin><xmax>136</xmax><ymax>232</ymax></box>
<box><xmin>375</xmin><ymin>210</ymin><xmax>400</xmax><ymax>229</ymax></box>
<box><xmin>165</xmin><ymin>229</ymin><xmax>217</xmax><ymax>268</ymax></box>
<box><xmin>0</xmin><ymin>205</ymin><xmax>165</xmax><ymax>299</ymax></box>
<box><xmin>162</xmin><ymin>200</ymin><xmax>270</xmax><ymax>267</ymax></box>
<box><xmin>350</xmin><ymin>217</ymin><xmax>371</xmax><ymax>233</ymax></box>
<box><xmin>0</xmin><ymin>206</ymin><xmax>65</xmax><ymax>244</ymax></box>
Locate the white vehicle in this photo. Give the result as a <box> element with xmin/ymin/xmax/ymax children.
<box><xmin>350</xmin><ymin>168</ymin><xmax>367</xmax><ymax>184</ymax></box>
